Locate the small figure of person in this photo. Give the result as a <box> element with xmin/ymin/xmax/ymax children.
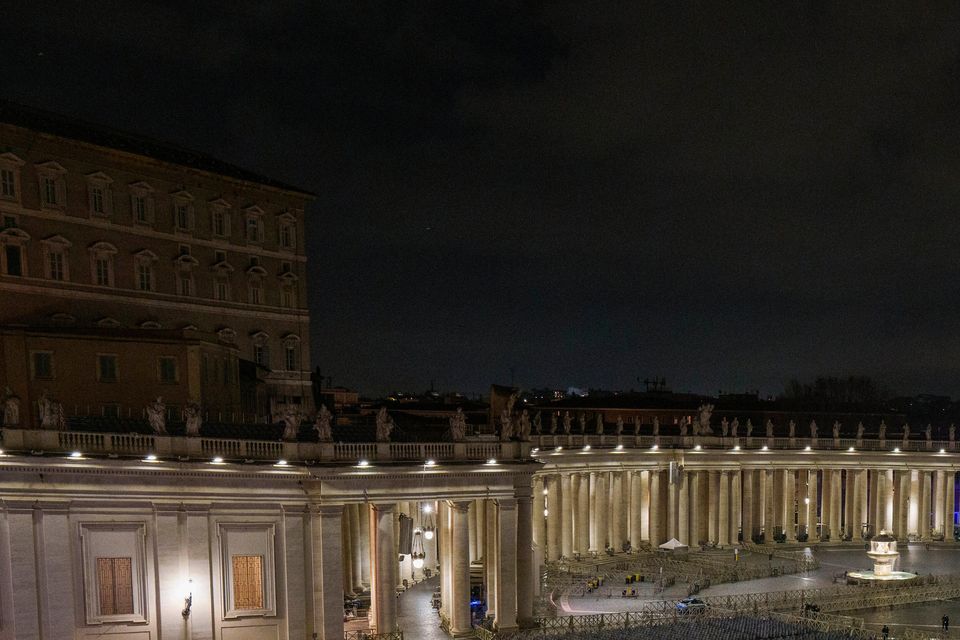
<box><xmin>943</xmin><ymin>614</ymin><xmax>950</xmax><ymax>631</ymax></box>
<box><xmin>881</xmin><ymin>624</ymin><xmax>889</xmax><ymax>639</ymax></box>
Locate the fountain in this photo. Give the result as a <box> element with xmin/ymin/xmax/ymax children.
<box><xmin>847</xmin><ymin>532</ymin><xmax>917</xmax><ymax>581</ymax></box>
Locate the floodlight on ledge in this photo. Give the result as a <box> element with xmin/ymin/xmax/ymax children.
<box><xmin>694</xmin><ymin>444</ymin><xmax>702</xmax><ymax>451</ymax></box>
<box><xmin>804</xmin><ymin>446</ymin><xmax>812</xmax><ymax>452</ymax></box>
<box><xmin>357</xmin><ymin>459</ymin><xmax>370</xmax><ymax>468</ymax></box>
<box><xmin>486</xmin><ymin>458</ymin><xmax>497</xmax><ymax>465</ymax></box>
<box><xmin>425</xmin><ymin>459</ymin><xmax>437</xmax><ymax>467</ymax></box>
<box><xmin>212</xmin><ymin>456</ymin><xmax>224</xmax><ymax>464</ymax></box>
<box><xmin>940</xmin><ymin>448</ymin><xmax>947</xmax><ymax>454</ymax></box>
<box><xmin>275</xmin><ymin>459</ymin><xmax>289</xmax><ymax>467</ymax></box>
<box><xmin>651</xmin><ymin>444</ymin><xmax>659</xmax><ymax>450</ymax></box>
<box><xmin>733</xmin><ymin>445</ymin><xmax>741</xmax><ymax>451</ymax></box>
<box><xmin>848</xmin><ymin>447</ymin><xmax>855</xmax><ymax>452</ymax></box>
<box><xmin>69</xmin><ymin>451</ymin><xmax>83</xmax><ymax>459</ymax></box>
<box><xmin>761</xmin><ymin>445</ymin><xmax>769</xmax><ymax>451</ymax></box>
<box><xmin>583</xmin><ymin>444</ymin><xmax>591</xmax><ymax>451</ymax></box>
<box><xmin>532</xmin><ymin>447</ymin><xmax>539</xmax><ymax>454</ymax></box>
<box><xmin>144</xmin><ymin>454</ymin><xmax>158</xmax><ymax>462</ymax></box>
<box><xmin>555</xmin><ymin>446</ymin><xmax>563</xmax><ymax>452</ymax></box>
<box><xmin>615</xmin><ymin>444</ymin><xmax>624</xmax><ymax>451</ymax></box>
<box><xmin>893</xmin><ymin>448</ymin><xmax>900</xmax><ymax>453</ymax></box>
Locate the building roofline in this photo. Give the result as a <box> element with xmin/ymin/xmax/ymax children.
<box><xmin>0</xmin><ymin>99</ymin><xmax>316</xmax><ymax>199</ymax></box>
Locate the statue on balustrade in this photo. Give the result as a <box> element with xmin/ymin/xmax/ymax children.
<box><xmin>765</xmin><ymin>419</ymin><xmax>774</xmax><ymax>438</ymax></box>
<box><xmin>950</xmin><ymin>424</ymin><xmax>956</xmax><ymax>443</ymax></box>
<box><xmin>562</xmin><ymin>411</ymin><xmax>572</xmax><ymax>434</ymax></box>
<box><xmin>281</xmin><ymin>407</ymin><xmax>302</xmax><ymax>441</ymax></box>
<box><xmin>146</xmin><ymin>397</ymin><xmax>167</xmax><ymax>435</ymax></box>
<box><xmin>315</xmin><ymin>404</ymin><xmax>334</xmax><ymax>442</ymax></box>
<box><xmin>593</xmin><ymin>412</ymin><xmax>602</xmax><ymax>435</ymax></box>
<box><xmin>499</xmin><ymin>408</ymin><xmax>514</xmax><ymax>441</ymax></box>
<box><xmin>810</xmin><ymin>420</ymin><xmax>818</xmax><ymax>440</ymax></box>
<box><xmin>746</xmin><ymin>418</ymin><xmax>754</xmax><ymax>438</ymax></box>
<box><xmin>879</xmin><ymin>420</ymin><xmax>887</xmax><ymax>442</ymax></box>
<box><xmin>679</xmin><ymin>416</ymin><xmax>688</xmax><ymax>437</ymax></box>
<box><xmin>578</xmin><ymin>412</ymin><xmax>587</xmax><ymax>434</ymax></box>
<box><xmin>731</xmin><ymin>417</ymin><xmax>739</xmax><ymax>438</ymax></box>
<box><xmin>183</xmin><ymin>400</ymin><xmax>203</xmax><ymax>436</ymax></box>
<box><xmin>902</xmin><ymin>423</ymin><xmax>910</xmax><ymax>443</ymax></box>
<box><xmin>832</xmin><ymin>421</ymin><xmax>840</xmax><ymax>444</ymax></box>
<box><xmin>856</xmin><ymin>422</ymin><xmax>865</xmax><ymax>443</ymax></box>
<box><xmin>697</xmin><ymin>404</ymin><xmax>714</xmax><ymax>435</ymax></box>
<box><xmin>925</xmin><ymin>424</ymin><xmax>933</xmax><ymax>442</ymax></box>
<box><xmin>376</xmin><ymin>407</ymin><xmax>394</xmax><ymax>442</ymax></box>
<box><xmin>721</xmin><ymin>417</ymin><xmax>729</xmax><ymax>437</ymax></box>
<box><xmin>652</xmin><ymin>416</ymin><xmax>660</xmax><ymax>437</ymax></box>
<box><xmin>533</xmin><ymin>411</ymin><xmax>542</xmax><ymax>434</ymax></box>
<box><xmin>1</xmin><ymin>387</ymin><xmax>20</xmax><ymax>427</ymax></box>
<box><xmin>519</xmin><ymin>409</ymin><xmax>531</xmax><ymax>440</ymax></box>
<box><xmin>37</xmin><ymin>391</ymin><xmax>65</xmax><ymax>430</ymax></box>
<box><xmin>550</xmin><ymin>412</ymin><xmax>558</xmax><ymax>434</ymax></box>
<box><xmin>788</xmin><ymin>420</ymin><xmax>796</xmax><ymax>439</ymax></box>
<box><xmin>615</xmin><ymin>415</ymin><xmax>624</xmax><ymax>435</ymax></box>
<box><xmin>633</xmin><ymin>415</ymin><xmax>641</xmax><ymax>436</ymax></box>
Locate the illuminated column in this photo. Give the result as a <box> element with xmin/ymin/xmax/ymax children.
<box><xmin>533</xmin><ymin>477</ymin><xmax>546</xmax><ymax>550</ymax></box>
<box><xmin>667</xmin><ymin>470</ymin><xmax>678</xmax><ymax>542</ymax></box>
<box><xmin>588</xmin><ymin>472</ymin><xmax>597</xmax><ymax>549</ymax></box>
<box><xmin>561</xmin><ymin>473</ymin><xmax>573</xmax><ymax>558</ymax></box>
<box><xmin>844</xmin><ymin>470</ymin><xmax>855</xmax><ymax>539</ymax></box>
<box><xmin>595</xmin><ymin>473</ymin><xmax>609</xmax><ymax>551</ymax></box>
<box><xmin>896</xmin><ymin>471</ymin><xmax>909</xmax><ymax>539</ymax></box>
<box><xmin>688</xmin><ymin>470</ymin><xmax>700</xmax><ymax>546</ymax></box>
<box><xmin>629</xmin><ymin>471</ymin><xmax>642</xmax><ymax>548</ymax></box>
<box><xmin>763</xmin><ymin>469</ymin><xmax>775</xmax><ymax>544</ymax></box>
<box><xmin>370</xmin><ymin>503</ymin><xmax>397</xmax><ymax>633</ymax></box>
<box><xmin>649</xmin><ymin>470</ymin><xmax>662</xmax><ymax>547</ymax></box>
<box><xmin>640</xmin><ymin>470</ymin><xmax>650</xmax><ymax>541</ymax></box>
<box><xmin>678</xmin><ymin>471</ymin><xmax>690</xmax><ymax>545</ymax></box>
<box><xmin>486</xmin><ymin>498</ymin><xmax>498</xmax><ymax>617</ymax></box>
<box><xmin>830</xmin><ymin>470</ymin><xmax>842</xmax><ymax>541</ymax></box>
<box><xmin>577</xmin><ymin>473</ymin><xmax>590</xmax><ymax>553</ymax></box>
<box><xmin>469</xmin><ymin>501</ymin><xmax>478</xmax><ymax>563</ymax></box>
<box><xmin>449</xmin><ymin>501</ymin><xmax>472</xmax><ymax>637</ymax></box>
<box><xmin>718</xmin><ymin>471</ymin><xmax>730</xmax><ymax>546</ymax></box>
<box><xmin>708</xmin><ymin>471</ymin><xmax>719</xmax><ymax>543</ymax></box>
<box><xmin>477</xmin><ymin>498</ymin><xmax>486</xmax><ymax>563</ymax></box>
<box><xmin>784</xmin><ymin>469</ymin><xmax>796</xmax><ymax>542</ymax></box>
<box><xmin>882</xmin><ymin>469</ymin><xmax>894</xmax><ymax>532</ymax></box>
<box><xmin>516</xmin><ymin>488</ymin><xmax>535</xmax><ymax>625</ymax></box>
<box><xmin>909</xmin><ymin>470</ymin><xmax>920</xmax><ymax>537</ymax></box>
<box><xmin>312</xmin><ymin>505</ymin><xmax>345</xmax><ymax>640</ymax></box>
<box><xmin>946</xmin><ymin>471</ymin><xmax>956</xmax><ymax>542</ymax></box>
<box><xmin>808</xmin><ymin>469</ymin><xmax>819</xmax><ymax>540</ymax></box>
<box><xmin>494</xmin><ymin>498</ymin><xmax>518</xmax><ymax>631</ymax></box>
<box><xmin>935</xmin><ymin>470</ymin><xmax>945</xmax><ymax>538</ymax></box>
<box><xmin>741</xmin><ymin>469</ymin><xmax>754</xmax><ymax>543</ymax></box>
<box><xmin>797</xmin><ymin>470</ymin><xmax>809</xmax><ymax>537</ymax></box>
<box><xmin>920</xmin><ymin>470</ymin><xmax>932</xmax><ymax>541</ymax></box>
<box><xmin>342</xmin><ymin>508</ymin><xmax>354</xmax><ymax>595</ymax></box>
<box><xmin>819</xmin><ymin>469</ymin><xmax>831</xmax><ymax>540</ymax></box>
<box><xmin>611</xmin><ymin>472</ymin><xmax>624</xmax><ymax>550</ymax></box>
<box><xmin>546</xmin><ymin>475</ymin><xmax>561</xmax><ymax>561</ymax></box>
<box><xmin>731</xmin><ymin>470</ymin><xmax>741</xmax><ymax>544</ymax></box>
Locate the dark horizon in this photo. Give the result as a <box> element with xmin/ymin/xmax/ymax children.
<box><xmin>4</xmin><ymin>3</ymin><xmax>960</xmax><ymax>398</ymax></box>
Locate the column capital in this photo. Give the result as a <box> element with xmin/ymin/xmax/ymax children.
<box><xmin>371</xmin><ymin>502</ymin><xmax>396</xmax><ymax>514</ymax></box>
<box><xmin>447</xmin><ymin>500</ymin><xmax>471</xmax><ymax>513</ymax></box>
<box><xmin>316</xmin><ymin>504</ymin><xmax>345</xmax><ymax>517</ymax></box>
<box><xmin>514</xmin><ymin>485</ymin><xmax>533</xmax><ymax>500</ymax></box>
<box><xmin>496</xmin><ymin>497</ymin><xmax>518</xmax><ymax>511</ymax></box>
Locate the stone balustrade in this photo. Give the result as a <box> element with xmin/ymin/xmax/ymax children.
<box><xmin>530</xmin><ymin>433</ymin><xmax>958</xmax><ymax>452</ymax></box>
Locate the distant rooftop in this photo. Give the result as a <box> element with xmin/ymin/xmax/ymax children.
<box><xmin>0</xmin><ymin>99</ymin><xmax>315</xmax><ymax>197</ymax></box>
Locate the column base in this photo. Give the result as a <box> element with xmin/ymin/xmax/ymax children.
<box><xmin>495</xmin><ymin>624</ymin><xmax>519</xmax><ymax>634</ymax></box>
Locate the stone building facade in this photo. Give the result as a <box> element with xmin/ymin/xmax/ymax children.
<box><xmin>0</xmin><ymin>102</ymin><xmax>313</xmax><ymax>425</ymax></box>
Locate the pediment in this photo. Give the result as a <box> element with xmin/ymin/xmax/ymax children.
<box><xmin>86</xmin><ymin>171</ymin><xmax>113</xmax><ymax>183</ymax></box>
<box><xmin>0</xmin><ymin>152</ymin><xmax>25</xmax><ymax>166</ymax></box>
<box><xmin>35</xmin><ymin>160</ymin><xmax>67</xmax><ymax>174</ymax></box>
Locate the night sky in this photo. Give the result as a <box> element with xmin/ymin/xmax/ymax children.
<box><xmin>4</xmin><ymin>3</ymin><xmax>960</xmax><ymax>397</ymax></box>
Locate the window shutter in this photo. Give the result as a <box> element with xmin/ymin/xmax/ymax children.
<box><xmin>56</xmin><ymin>178</ymin><xmax>66</xmax><ymax>207</ymax></box>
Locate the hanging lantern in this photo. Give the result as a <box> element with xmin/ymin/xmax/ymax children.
<box><xmin>412</xmin><ymin>529</ymin><xmax>425</xmax><ymax>569</ymax></box>
<box><xmin>422</xmin><ymin>502</ymin><xmax>435</xmax><ymax>540</ymax></box>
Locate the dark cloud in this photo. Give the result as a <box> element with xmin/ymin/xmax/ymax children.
<box><xmin>4</xmin><ymin>2</ymin><xmax>960</xmax><ymax>396</ymax></box>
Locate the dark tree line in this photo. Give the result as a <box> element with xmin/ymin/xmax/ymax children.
<box><xmin>780</xmin><ymin>376</ymin><xmax>893</xmax><ymax>410</ymax></box>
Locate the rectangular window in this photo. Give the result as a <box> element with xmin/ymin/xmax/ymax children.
<box><xmin>91</xmin><ymin>186</ymin><xmax>105</xmax><ymax>213</ymax></box>
<box><xmin>280</xmin><ymin>261</ymin><xmax>291</xmax><ymax>273</ymax></box>
<box><xmin>158</xmin><ymin>357</ymin><xmax>178</xmax><ymax>384</ymax></box>
<box><xmin>280</xmin><ymin>286</ymin><xmax>295</xmax><ymax>308</ymax></box>
<box><xmin>246</xmin><ymin>217</ymin><xmax>262</xmax><ymax>242</ymax></box>
<box><xmin>102</xmin><ymin>404</ymin><xmax>120</xmax><ymax>418</ymax></box>
<box><xmin>42</xmin><ymin>176</ymin><xmax>58</xmax><ymax>205</ymax></box>
<box><xmin>97</xmin><ymin>557</ymin><xmax>134</xmax><ymax>616</ymax></box>
<box><xmin>97</xmin><ymin>355</ymin><xmax>118</xmax><ymax>382</ymax></box>
<box><xmin>32</xmin><ymin>351</ymin><xmax>53</xmax><ymax>379</ymax></box>
<box><xmin>132</xmin><ymin>195</ymin><xmax>148</xmax><ymax>223</ymax></box>
<box><xmin>231</xmin><ymin>555</ymin><xmax>264</xmax><ymax>610</ymax></box>
<box><xmin>213</xmin><ymin>211</ymin><xmax>226</xmax><ymax>236</ymax></box>
<box><xmin>215</xmin><ymin>250</ymin><xmax>227</xmax><ymax>263</ymax></box>
<box><xmin>279</xmin><ymin>223</ymin><xmax>295</xmax><ymax>249</ymax></box>
<box><xmin>253</xmin><ymin>345</ymin><xmax>268</xmax><ymax>367</ymax></box>
<box><xmin>4</xmin><ymin>245</ymin><xmax>22</xmax><ymax>276</ymax></box>
<box><xmin>215</xmin><ymin>280</ymin><xmax>229</xmax><ymax>301</ymax></box>
<box><xmin>0</xmin><ymin>169</ymin><xmax>15</xmax><ymax>198</ymax></box>
<box><xmin>284</xmin><ymin>345</ymin><xmax>297</xmax><ymax>371</ymax></box>
<box><xmin>249</xmin><ymin>282</ymin><xmax>262</xmax><ymax>304</ymax></box>
<box><xmin>48</xmin><ymin>251</ymin><xmax>65</xmax><ymax>281</ymax></box>
<box><xmin>95</xmin><ymin>258</ymin><xmax>111</xmax><ymax>286</ymax></box>
<box><xmin>179</xmin><ymin>275</ymin><xmax>192</xmax><ymax>297</ymax></box>
<box><xmin>137</xmin><ymin>264</ymin><xmax>152</xmax><ymax>291</ymax></box>
<box><xmin>175</xmin><ymin>204</ymin><xmax>190</xmax><ymax>230</ymax></box>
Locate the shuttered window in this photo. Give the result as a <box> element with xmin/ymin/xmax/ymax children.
<box><xmin>97</xmin><ymin>557</ymin><xmax>134</xmax><ymax>615</ymax></box>
<box><xmin>232</xmin><ymin>555</ymin><xmax>264</xmax><ymax>609</ymax></box>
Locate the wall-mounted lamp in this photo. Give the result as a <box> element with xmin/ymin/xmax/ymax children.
<box><xmin>182</xmin><ymin>578</ymin><xmax>193</xmax><ymax>618</ymax></box>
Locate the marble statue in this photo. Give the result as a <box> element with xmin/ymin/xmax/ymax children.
<box><xmin>633</xmin><ymin>415</ymin><xmax>641</xmax><ymax>436</ymax></box>
<box><xmin>376</xmin><ymin>407</ymin><xmax>394</xmax><ymax>442</ymax></box>
<box><xmin>518</xmin><ymin>409</ymin><xmax>531</xmax><ymax>440</ymax></box>
<box><xmin>281</xmin><ymin>407</ymin><xmax>301</xmax><ymax>441</ymax></box>
<box><xmin>746</xmin><ymin>418</ymin><xmax>754</xmax><ymax>438</ymax></box>
<box><xmin>721</xmin><ymin>417</ymin><xmax>729</xmax><ymax>437</ymax></box>
<box><xmin>595</xmin><ymin>412</ymin><xmax>604</xmax><ymax>435</ymax></box>
<box><xmin>810</xmin><ymin>420</ymin><xmax>818</xmax><ymax>440</ymax></box>
<box><xmin>1</xmin><ymin>386</ymin><xmax>20</xmax><ymax>427</ymax></box>
<box><xmin>578</xmin><ymin>412</ymin><xmax>587</xmax><ymax>434</ymax></box>
<box><xmin>925</xmin><ymin>424</ymin><xmax>932</xmax><ymax>442</ymax></box>
<box><xmin>902</xmin><ymin>423</ymin><xmax>910</xmax><ymax>442</ymax></box>
<box><xmin>697</xmin><ymin>404</ymin><xmax>714</xmax><ymax>434</ymax></box>
<box><xmin>183</xmin><ymin>400</ymin><xmax>202</xmax><ymax>436</ymax></box>
<box><xmin>856</xmin><ymin>422</ymin><xmax>865</xmax><ymax>443</ymax></box>
<box><xmin>499</xmin><ymin>409</ymin><xmax>513</xmax><ymax>441</ymax></box>
<box><xmin>680</xmin><ymin>417</ymin><xmax>688</xmax><ymax>437</ymax></box>
<box><xmin>950</xmin><ymin>424</ymin><xmax>955</xmax><ymax>443</ymax></box>
<box><xmin>615</xmin><ymin>415</ymin><xmax>624</xmax><ymax>435</ymax></box>
<box><xmin>37</xmin><ymin>391</ymin><xmax>65</xmax><ymax>430</ymax></box>
<box><xmin>506</xmin><ymin>391</ymin><xmax>518</xmax><ymax>416</ymax></box>
<box><xmin>652</xmin><ymin>416</ymin><xmax>660</xmax><ymax>437</ymax></box>
<box><xmin>315</xmin><ymin>404</ymin><xmax>334</xmax><ymax>442</ymax></box>
<box><xmin>879</xmin><ymin>420</ymin><xmax>887</xmax><ymax>442</ymax></box>
<box><xmin>533</xmin><ymin>411</ymin><xmax>542</xmax><ymax>435</ymax></box>
<box><xmin>765</xmin><ymin>419</ymin><xmax>774</xmax><ymax>438</ymax></box>
<box><xmin>788</xmin><ymin>420</ymin><xmax>796</xmax><ymax>439</ymax></box>
<box><xmin>832</xmin><ymin>421</ymin><xmax>840</xmax><ymax>443</ymax></box>
<box><xmin>146</xmin><ymin>397</ymin><xmax>167</xmax><ymax>435</ymax></box>
<box><xmin>562</xmin><ymin>411</ymin><xmax>572</xmax><ymax>434</ymax></box>
<box><xmin>731</xmin><ymin>417</ymin><xmax>739</xmax><ymax>438</ymax></box>
<box><xmin>550</xmin><ymin>412</ymin><xmax>558</xmax><ymax>434</ymax></box>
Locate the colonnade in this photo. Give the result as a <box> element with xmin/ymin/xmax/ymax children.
<box><xmin>533</xmin><ymin>462</ymin><xmax>958</xmax><ymax>557</ymax></box>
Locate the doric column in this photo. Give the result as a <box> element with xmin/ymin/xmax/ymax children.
<box><xmin>448</xmin><ymin>501</ymin><xmax>472</xmax><ymax>636</ymax></box>
<box><xmin>649</xmin><ymin>470</ymin><xmax>662</xmax><ymax>547</ymax></box>
<box><xmin>486</xmin><ymin>498</ymin><xmax>498</xmax><ymax>617</ymax></box>
<box><xmin>667</xmin><ymin>470</ymin><xmax>678</xmax><ymax>542</ymax></box>
<box><xmin>494</xmin><ymin>498</ymin><xmax>518</xmax><ymax>631</ymax></box>
<box><xmin>763</xmin><ymin>469</ymin><xmax>775</xmax><ymax>544</ymax></box>
<box><xmin>881</xmin><ymin>469</ymin><xmax>893</xmax><ymax>533</ymax></box>
<box><xmin>516</xmin><ymin>487</ymin><xmax>535</xmax><ymax>625</ymax></box>
<box><xmin>469</xmin><ymin>500</ymin><xmax>478</xmax><ymax>563</ymax></box>
<box><xmin>349</xmin><ymin>504</ymin><xmax>363</xmax><ymax>591</ymax></box>
<box><xmin>577</xmin><ymin>473</ymin><xmax>590</xmax><ymax>553</ymax></box>
<box><xmin>784</xmin><ymin>469</ymin><xmax>796</xmax><ymax>542</ymax></box>
<box><xmin>546</xmin><ymin>475</ymin><xmax>561</xmax><ymax>561</ymax></box>
<box><xmin>678</xmin><ymin>471</ymin><xmax>690</xmax><ymax>545</ymax></box>
<box><xmin>595</xmin><ymin>473</ymin><xmax>608</xmax><ymax>551</ymax></box>
<box><xmin>797</xmin><ymin>470</ymin><xmax>809</xmax><ymax>538</ymax></box>
<box><xmin>612</xmin><ymin>472</ymin><xmax>625</xmax><ymax>550</ymax></box>
<box><xmin>533</xmin><ymin>477</ymin><xmax>546</xmax><ymax>549</ymax></box>
<box><xmin>359</xmin><ymin>503</ymin><xmax>371</xmax><ymax>586</ymax></box>
<box><xmin>707</xmin><ymin>471</ymin><xmax>719</xmax><ymax>543</ymax></box>
<box><xmin>689</xmin><ymin>470</ymin><xmax>701</xmax><ymax>546</ymax></box>
<box><xmin>819</xmin><ymin>469</ymin><xmax>831</xmax><ymax>540</ymax></box>
<box><xmin>909</xmin><ymin>470</ymin><xmax>920</xmax><ymax>537</ymax></box>
<box><xmin>370</xmin><ymin>503</ymin><xmax>397</xmax><ymax>634</ymax></box>
<box><xmin>741</xmin><ymin>470</ymin><xmax>754</xmax><ymax>544</ymax></box>
<box><xmin>830</xmin><ymin>470</ymin><xmax>842</xmax><ymax>541</ymax></box>
<box><xmin>844</xmin><ymin>470</ymin><xmax>855</xmax><ymax>539</ymax></box>
<box><xmin>629</xmin><ymin>471</ymin><xmax>642</xmax><ymax>548</ymax></box>
<box><xmin>560</xmin><ymin>473</ymin><xmax>573</xmax><ymax>558</ymax></box>
<box><xmin>312</xmin><ymin>505</ymin><xmax>345</xmax><ymax>640</ymax></box>
<box><xmin>640</xmin><ymin>470</ymin><xmax>650</xmax><ymax>541</ymax></box>
<box><xmin>477</xmin><ymin>498</ymin><xmax>487</xmax><ymax>562</ymax></box>
<box><xmin>342</xmin><ymin>507</ymin><xmax>354</xmax><ymax>595</ymax></box>
<box><xmin>946</xmin><ymin>471</ymin><xmax>956</xmax><ymax>542</ymax></box>
<box><xmin>896</xmin><ymin>470</ymin><xmax>909</xmax><ymax>539</ymax></box>
<box><xmin>935</xmin><ymin>470</ymin><xmax>945</xmax><ymax>538</ymax></box>
<box><xmin>731</xmin><ymin>470</ymin><xmax>741</xmax><ymax>545</ymax></box>
<box><xmin>718</xmin><ymin>470</ymin><xmax>730</xmax><ymax>546</ymax></box>
<box><xmin>588</xmin><ymin>472</ymin><xmax>597</xmax><ymax>550</ymax></box>
<box><xmin>808</xmin><ymin>469</ymin><xmax>818</xmax><ymax>540</ymax></box>
<box><xmin>920</xmin><ymin>470</ymin><xmax>932</xmax><ymax>541</ymax></box>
